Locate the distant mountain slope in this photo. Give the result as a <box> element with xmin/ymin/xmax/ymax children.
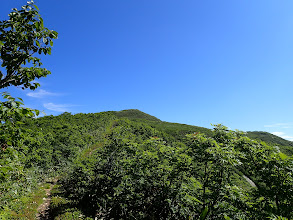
<box><xmin>111</xmin><ymin>109</ymin><xmax>293</xmax><ymax>155</ymax></box>
<box><xmin>111</xmin><ymin>109</ymin><xmax>212</xmax><ymax>141</ymax></box>
<box><xmin>247</xmin><ymin>131</ymin><xmax>293</xmax><ymax>147</ymax></box>
<box><xmin>111</xmin><ymin>109</ymin><xmax>161</xmax><ymax>122</ymax></box>
<box><xmin>247</xmin><ymin>131</ymin><xmax>293</xmax><ymax>155</ymax></box>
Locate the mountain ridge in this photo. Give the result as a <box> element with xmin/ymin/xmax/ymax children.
<box><xmin>110</xmin><ymin>109</ymin><xmax>293</xmax><ymax>155</ymax></box>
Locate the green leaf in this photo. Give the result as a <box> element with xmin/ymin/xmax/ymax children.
<box><xmin>35</xmin><ymin>109</ymin><xmax>40</xmax><ymax>116</ymax></box>
<box><xmin>199</xmin><ymin>206</ymin><xmax>209</xmax><ymax>220</ymax></box>
<box><xmin>35</xmin><ymin>21</ymin><xmax>40</xmax><ymax>30</ymax></box>
<box><xmin>39</xmin><ymin>17</ymin><xmax>44</xmax><ymax>28</ymax></box>
<box><xmin>22</xmin><ymin>108</ymin><xmax>29</xmax><ymax>115</ymax></box>
<box><xmin>52</xmin><ymin>30</ymin><xmax>58</xmax><ymax>38</ymax></box>
<box><xmin>34</xmin><ymin>4</ymin><xmax>39</xmax><ymax>11</ymax></box>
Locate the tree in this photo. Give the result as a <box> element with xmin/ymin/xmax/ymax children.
<box><xmin>0</xmin><ymin>0</ymin><xmax>58</xmax><ymax>90</ymax></box>
<box><xmin>0</xmin><ymin>1</ymin><xmax>58</xmax><ymax>212</ymax></box>
<box><xmin>0</xmin><ymin>0</ymin><xmax>58</xmax><ymax>148</ymax></box>
<box><xmin>185</xmin><ymin>125</ymin><xmax>293</xmax><ymax>219</ymax></box>
<box><xmin>0</xmin><ymin>0</ymin><xmax>58</xmax><ymax>156</ymax></box>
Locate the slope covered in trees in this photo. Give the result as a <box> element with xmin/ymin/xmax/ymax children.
<box><xmin>246</xmin><ymin>131</ymin><xmax>293</xmax><ymax>156</ymax></box>
<box><xmin>1</xmin><ymin>110</ymin><xmax>292</xmax><ymax>219</ymax></box>
<box><xmin>0</xmin><ymin>2</ymin><xmax>292</xmax><ymax>219</ymax></box>
<box><xmin>114</xmin><ymin>109</ymin><xmax>293</xmax><ymax>155</ymax></box>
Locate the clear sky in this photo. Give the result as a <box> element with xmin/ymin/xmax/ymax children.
<box><xmin>1</xmin><ymin>0</ymin><xmax>293</xmax><ymax>140</ymax></box>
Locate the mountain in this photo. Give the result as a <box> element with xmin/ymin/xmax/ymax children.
<box><xmin>246</xmin><ymin>131</ymin><xmax>293</xmax><ymax>155</ymax></box>
<box><xmin>247</xmin><ymin>131</ymin><xmax>293</xmax><ymax>147</ymax></box>
<box><xmin>55</xmin><ymin>109</ymin><xmax>293</xmax><ymax>154</ymax></box>
<box><xmin>3</xmin><ymin>109</ymin><xmax>292</xmax><ymax>219</ymax></box>
<box><xmin>111</xmin><ymin>109</ymin><xmax>161</xmax><ymax>121</ymax></box>
<box><xmin>112</xmin><ymin>109</ymin><xmax>293</xmax><ymax>155</ymax></box>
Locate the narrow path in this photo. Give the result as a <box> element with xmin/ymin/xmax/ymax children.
<box><xmin>36</xmin><ymin>178</ymin><xmax>58</xmax><ymax>220</ymax></box>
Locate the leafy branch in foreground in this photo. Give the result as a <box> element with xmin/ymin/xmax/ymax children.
<box><xmin>0</xmin><ymin>1</ymin><xmax>58</xmax><ymax>217</ymax></box>
<box><xmin>0</xmin><ymin>92</ymin><xmax>39</xmax><ymax>150</ymax></box>
<box><xmin>0</xmin><ymin>0</ymin><xmax>58</xmax><ymax>90</ymax></box>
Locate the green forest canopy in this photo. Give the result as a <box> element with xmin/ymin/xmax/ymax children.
<box><xmin>1</xmin><ymin>109</ymin><xmax>293</xmax><ymax>219</ymax></box>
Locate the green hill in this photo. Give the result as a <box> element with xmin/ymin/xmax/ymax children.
<box><xmin>247</xmin><ymin>131</ymin><xmax>293</xmax><ymax>147</ymax></box>
<box><xmin>111</xmin><ymin>109</ymin><xmax>161</xmax><ymax>121</ymax></box>
<box><xmin>1</xmin><ymin>109</ymin><xmax>293</xmax><ymax>219</ymax></box>
<box><xmin>246</xmin><ymin>131</ymin><xmax>293</xmax><ymax>156</ymax></box>
<box><xmin>111</xmin><ymin>109</ymin><xmax>293</xmax><ymax>155</ymax></box>
<box><xmin>111</xmin><ymin>109</ymin><xmax>212</xmax><ymax>140</ymax></box>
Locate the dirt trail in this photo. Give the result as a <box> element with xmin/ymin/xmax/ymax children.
<box><xmin>36</xmin><ymin>178</ymin><xmax>58</xmax><ymax>220</ymax></box>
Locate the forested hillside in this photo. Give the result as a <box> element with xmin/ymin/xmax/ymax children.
<box><xmin>114</xmin><ymin>109</ymin><xmax>293</xmax><ymax>155</ymax></box>
<box><xmin>1</xmin><ymin>109</ymin><xmax>293</xmax><ymax>219</ymax></box>
<box><xmin>246</xmin><ymin>131</ymin><xmax>293</xmax><ymax>156</ymax></box>
<box><xmin>1</xmin><ymin>2</ymin><xmax>293</xmax><ymax>219</ymax></box>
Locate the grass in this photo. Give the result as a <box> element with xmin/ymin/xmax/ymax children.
<box><xmin>2</xmin><ymin>182</ymin><xmax>50</xmax><ymax>220</ymax></box>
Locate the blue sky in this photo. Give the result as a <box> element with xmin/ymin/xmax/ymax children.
<box><xmin>1</xmin><ymin>0</ymin><xmax>293</xmax><ymax>140</ymax></box>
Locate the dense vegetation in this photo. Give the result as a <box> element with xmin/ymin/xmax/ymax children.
<box><xmin>114</xmin><ymin>109</ymin><xmax>293</xmax><ymax>156</ymax></box>
<box><xmin>1</xmin><ymin>109</ymin><xmax>292</xmax><ymax>219</ymax></box>
<box><xmin>1</xmin><ymin>2</ymin><xmax>293</xmax><ymax>219</ymax></box>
